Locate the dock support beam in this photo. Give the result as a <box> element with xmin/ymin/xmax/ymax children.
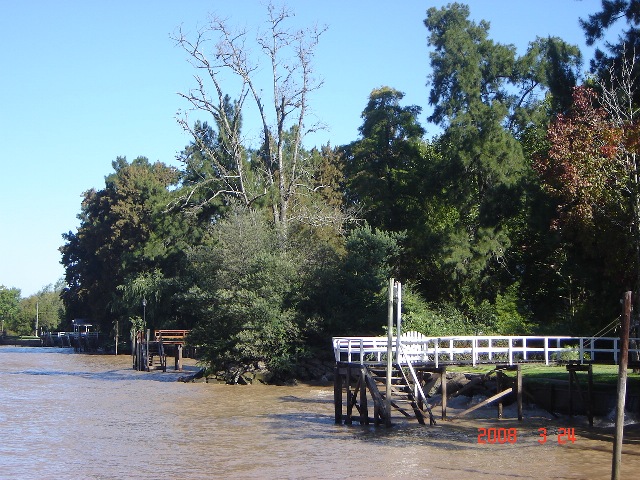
<box><xmin>517</xmin><ymin>364</ymin><xmax>523</xmax><ymax>421</ymax></box>
<box><xmin>334</xmin><ymin>366</ymin><xmax>342</xmax><ymax>424</ymax></box>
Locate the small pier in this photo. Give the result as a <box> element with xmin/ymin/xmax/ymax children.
<box><xmin>41</xmin><ymin>320</ymin><xmax>101</xmax><ymax>351</ymax></box>
<box><xmin>332</xmin><ymin>333</ymin><xmax>640</xmax><ymax>426</ymax></box>
<box><xmin>333</xmin><ymin>335</ymin><xmax>527</xmax><ymax>426</ymax></box>
<box><xmin>332</xmin><ymin>280</ymin><xmax>640</xmax><ymax>427</ymax></box>
<box><xmin>133</xmin><ymin>329</ymin><xmax>190</xmax><ymax>372</ymax></box>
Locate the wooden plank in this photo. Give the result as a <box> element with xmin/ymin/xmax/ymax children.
<box><xmin>448</xmin><ymin>376</ymin><xmax>483</xmax><ymax>398</ymax></box>
<box><xmin>363</xmin><ymin>368</ymin><xmax>387</xmax><ymax>425</ymax></box>
<box><xmin>452</xmin><ymin>388</ymin><xmax>513</xmax><ymax>419</ymax></box>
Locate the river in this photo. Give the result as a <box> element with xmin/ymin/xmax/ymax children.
<box><xmin>1</xmin><ymin>346</ymin><xmax>639</xmax><ymax>479</ymax></box>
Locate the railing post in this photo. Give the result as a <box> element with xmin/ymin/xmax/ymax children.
<box><xmin>523</xmin><ymin>337</ymin><xmax>528</xmax><ymax>361</ymax></box>
<box><xmin>544</xmin><ymin>337</ymin><xmax>549</xmax><ymax>366</ymax></box>
<box><xmin>614</xmin><ymin>338</ymin><xmax>618</xmax><ymax>365</ymax></box>
<box><xmin>508</xmin><ymin>338</ymin><xmax>513</xmax><ymax>366</ymax></box>
<box><xmin>488</xmin><ymin>337</ymin><xmax>493</xmax><ymax>362</ymax></box>
<box><xmin>472</xmin><ymin>337</ymin><xmax>477</xmax><ymax>367</ymax></box>
<box><xmin>579</xmin><ymin>338</ymin><xmax>584</xmax><ymax>364</ymax></box>
<box><xmin>435</xmin><ymin>340</ymin><xmax>439</xmax><ymax>368</ymax></box>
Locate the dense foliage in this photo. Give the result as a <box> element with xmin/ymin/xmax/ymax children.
<box><xmin>48</xmin><ymin>2</ymin><xmax>640</xmax><ymax>373</ymax></box>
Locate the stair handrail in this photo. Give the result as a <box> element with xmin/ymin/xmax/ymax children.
<box><xmin>398</xmin><ymin>343</ymin><xmax>436</xmax><ymax>425</ymax></box>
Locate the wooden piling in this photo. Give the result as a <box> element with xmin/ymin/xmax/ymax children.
<box><xmin>517</xmin><ymin>364</ymin><xmax>523</xmax><ymax>421</ymax></box>
<box><xmin>334</xmin><ymin>366</ymin><xmax>342</xmax><ymax>424</ymax></box>
<box><xmin>345</xmin><ymin>364</ymin><xmax>353</xmax><ymax>425</ymax></box>
<box><xmin>359</xmin><ymin>367</ymin><xmax>369</xmax><ymax>425</ymax></box>
<box><xmin>175</xmin><ymin>344</ymin><xmax>183</xmax><ymax>371</ymax></box>
<box><xmin>612</xmin><ymin>290</ymin><xmax>631</xmax><ymax>480</ymax></box>
<box><xmin>497</xmin><ymin>370</ymin><xmax>503</xmax><ymax>419</ymax></box>
<box><xmin>441</xmin><ymin>366</ymin><xmax>447</xmax><ymax>420</ymax></box>
<box><xmin>566</xmin><ymin>363</ymin><xmax>592</xmax><ymax>426</ymax></box>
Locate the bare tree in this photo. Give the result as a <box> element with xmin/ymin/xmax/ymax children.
<box><xmin>172</xmin><ymin>3</ymin><xmax>329</xmax><ymax>239</ymax></box>
<box><xmin>598</xmin><ymin>49</ymin><xmax>640</xmax><ymax>314</ymax></box>
<box><xmin>599</xmin><ymin>50</ymin><xmax>640</xmax><ymax>366</ymax></box>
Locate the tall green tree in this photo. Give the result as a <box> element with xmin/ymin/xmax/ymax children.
<box><xmin>423</xmin><ymin>3</ymin><xmax>582</xmax><ymax>325</ymax></box>
<box><xmin>424</xmin><ymin>3</ymin><xmax>526</xmax><ymax>309</ymax></box>
<box><xmin>581</xmin><ymin>0</ymin><xmax>640</xmax><ymax>102</ymax></box>
<box><xmin>60</xmin><ymin>157</ymin><xmax>181</xmax><ymax>332</ymax></box>
<box><xmin>176</xmin><ymin>119</ymin><xmax>233</xmax><ymax>222</ymax></box>
<box><xmin>342</xmin><ymin>86</ymin><xmax>425</xmax><ymax>232</ymax></box>
<box><xmin>0</xmin><ymin>285</ymin><xmax>20</xmax><ymax>334</ymax></box>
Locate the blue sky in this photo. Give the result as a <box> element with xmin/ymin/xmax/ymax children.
<box><xmin>0</xmin><ymin>1</ymin><xmax>607</xmax><ymax>296</ymax></box>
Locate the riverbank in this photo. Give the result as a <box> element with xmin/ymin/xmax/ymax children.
<box><xmin>0</xmin><ymin>336</ymin><xmax>42</xmax><ymax>347</ymax></box>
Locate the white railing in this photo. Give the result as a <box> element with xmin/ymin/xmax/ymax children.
<box><xmin>332</xmin><ymin>333</ymin><xmax>640</xmax><ymax>366</ymax></box>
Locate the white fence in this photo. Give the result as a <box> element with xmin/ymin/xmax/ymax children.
<box><xmin>332</xmin><ymin>333</ymin><xmax>640</xmax><ymax>366</ymax></box>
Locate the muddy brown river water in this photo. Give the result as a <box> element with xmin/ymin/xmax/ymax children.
<box><xmin>1</xmin><ymin>346</ymin><xmax>639</xmax><ymax>479</ymax></box>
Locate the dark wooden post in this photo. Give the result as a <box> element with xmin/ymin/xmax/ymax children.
<box><xmin>175</xmin><ymin>344</ymin><xmax>183</xmax><ymax>371</ymax></box>
<box><xmin>360</xmin><ymin>367</ymin><xmax>369</xmax><ymax>425</ymax></box>
<box><xmin>441</xmin><ymin>366</ymin><xmax>447</xmax><ymax>420</ymax></box>
<box><xmin>345</xmin><ymin>365</ymin><xmax>353</xmax><ymax>425</ymax></box>
<box><xmin>517</xmin><ymin>364</ymin><xmax>523</xmax><ymax>421</ymax></box>
<box><xmin>612</xmin><ymin>290</ymin><xmax>631</xmax><ymax>480</ymax></box>
<box><xmin>497</xmin><ymin>370</ymin><xmax>503</xmax><ymax>419</ymax></box>
<box><xmin>568</xmin><ymin>369</ymin><xmax>574</xmax><ymax>418</ymax></box>
<box><xmin>334</xmin><ymin>365</ymin><xmax>343</xmax><ymax>424</ymax></box>
<box><xmin>417</xmin><ymin>370</ymin><xmax>424</xmax><ymax>411</ymax></box>
<box><xmin>587</xmin><ymin>363</ymin><xmax>593</xmax><ymax>427</ymax></box>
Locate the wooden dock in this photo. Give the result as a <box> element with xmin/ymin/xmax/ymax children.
<box><xmin>133</xmin><ymin>329</ymin><xmax>190</xmax><ymax>372</ymax></box>
<box><xmin>331</xmin><ymin>330</ymin><xmax>640</xmax><ymax>426</ymax></box>
<box><xmin>333</xmin><ymin>281</ymin><xmax>639</xmax><ymax>427</ymax></box>
<box><xmin>334</xmin><ymin>360</ymin><xmax>523</xmax><ymax>427</ymax></box>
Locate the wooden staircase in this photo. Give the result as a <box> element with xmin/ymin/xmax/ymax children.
<box><xmin>369</xmin><ymin>364</ymin><xmax>436</xmax><ymax>425</ymax></box>
<box><xmin>336</xmin><ymin>357</ymin><xmax>437</xmax><ymax>426</ymax></box>
<box><xmin>145</xmin><ymin>340</ymin><xmax>167</xmax><ymax>372</ymax></box>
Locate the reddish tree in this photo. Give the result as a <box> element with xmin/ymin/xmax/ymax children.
<box><xmin>535</xmin><ymin>86</ymin><xmax>623</xmax><ymax>230</ymax></box>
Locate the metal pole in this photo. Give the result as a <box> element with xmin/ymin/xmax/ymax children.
<box><xmin>395</xmin><ymin>282</ymin><xmax>402</xmax><ymax>360</ymax></box>
<box><xmin>612</xmin><ymin>291</ymin><xmax>631</xmax><ymax>480</ymax></box>
<box><xmin>386</xmin><ymin>278</ymin><xmax>394</xmax><ymax>427</ymax></box>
